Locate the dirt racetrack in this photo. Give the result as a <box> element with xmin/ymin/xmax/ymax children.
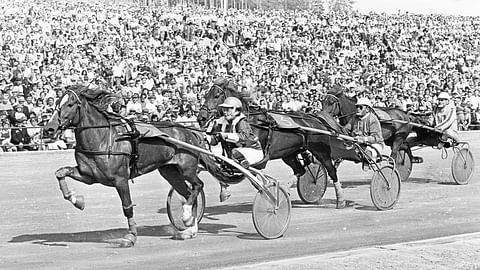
<box><xmin>0</xmin><ymin>131</ymin><xmax>479</xmax><ymax>270</ymax></box>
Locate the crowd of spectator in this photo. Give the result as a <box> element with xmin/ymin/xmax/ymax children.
<box><xmin>1</xmin><ymin>0</ymin><xmax>480</xmax><ymax>151</ymax></box>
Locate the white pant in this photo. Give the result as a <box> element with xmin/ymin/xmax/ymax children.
<box><xmin>366</xmin><ymin>143</ymin><xmax>384</xmax><ymax>160</ymax></box>
<box><xmin>233</xmin><ymin>148</ymin><xmax>264</xmax><ymax>165</ymax></box>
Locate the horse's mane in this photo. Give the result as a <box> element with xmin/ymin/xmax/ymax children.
<box><xmin>214</xmin><ymin>77</ymin><xmax>238</xmax><ymax>94</ymax></box>
<box><xmin>68</xmin><ymin>84</ymin><xmax>121</xmax><ymax>116</ymax></box>
<box><xmin>327</xmin><ymin>86</ymin><xmax>357</xmax><ymax>104</ymax></box>
<box><xmin>215</xmin><ymin>77</ymin><xmax>255</xmax><ymax>106</ymax></box>
<box><xmin>327</xmin><ymin>85</ymin><xmax>344</xmax><ymax>96</ymax></box>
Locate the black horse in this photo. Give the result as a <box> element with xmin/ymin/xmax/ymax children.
<box><xmin>197</xmin><ymin>79</ymin><xmax>362</xmax><ymax>209</ymax></box>
<box><xmin>44</xmin><ymin>84</ymin><xmax>206</xmax><ymax>245</ymax></box>
<box><xmin>321</xmin><ymin>87</ymin><xmax>415</xmax><ymax>180</ymax></box>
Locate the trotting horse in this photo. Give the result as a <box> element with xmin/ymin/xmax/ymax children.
<box><xmin>44</xmin><ymin>84</ymin><xmax>205</xmax><ymax>246</ymax></box>
<box><xmin>321</xmin><ymin>87</ymin><xmax>415</xmax><ymax>180</ymax></box>
<box><xmin>197</xmin><ymin>79</ymin><xmax>361</xmax><ymax>209</ymax></box>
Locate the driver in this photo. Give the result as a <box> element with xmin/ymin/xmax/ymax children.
<box><xmin>207</xmin><ymin>96</ymin><xmax>263</xmax><ymax>202</ymax></box>
<box><xmin>344</xmin><ymin>97</ymin><xmax>384</xmax><ymax>163</ymax></box>
<box><xmin>433</xmin><ymin>92</ymin><xmax>459</xmax><ymax>147</ymax></box>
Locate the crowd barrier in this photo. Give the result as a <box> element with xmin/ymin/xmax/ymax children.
<box><xmin>1</xmin><ymin>120</ymin><xmax>477</xmax><ymax>153</ymax></box>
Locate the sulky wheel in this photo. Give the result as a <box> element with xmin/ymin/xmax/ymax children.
<box><xmin>394</xmin><ymin>149</ymin><xmax>412</xmax><ymax>181</ymax></box>
<box><xmin>252</xmin><ymin>184</ymin><xmax>291</xmax><ymax>239</ymax></box>
<box><xmin>451</xmin><ymin>148</ymin><xmax>475</xmax><ymax>185</ymax></box>
<box><xmin>370</xmin><ymin>165</ymin><xmax>401</xmax><ymax>211</ymax></box>
<box><xmin>297</xmin><ymin>160</ymin><xmax>328</xmax><ymax>204</ymax></box>
<box><xmin>167</xmin><ymin>188</ymin><xmax>205</xmax><ymax>231</ymax></box>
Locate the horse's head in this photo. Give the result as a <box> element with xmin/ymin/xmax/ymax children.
<box><xmin>197</xmin><ymin>77</ymin><xmax>239</xmax><ymax>128</ymax></box>
<box><xmin>44</xmin><ymin>89</ymin><xmax>82</xmax><ymax>138</ymax></box>
<box><xmin>321</xmin><ymin>86</ymin><xmax>356</xmax><ymax>126</ymax></box>
<box><xmin>322</xmin><ymin>93</ymin><xmax>341</xmax><ymax>117</ymax></box>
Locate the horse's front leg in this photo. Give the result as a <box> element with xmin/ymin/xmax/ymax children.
<box><xmin>55</xmin><ymin>166</ymin><xmax>95</xmax><ymax>210</ymax></box>
<box><xmin>115</xmin><ymin>179</ymin><xmax>137</xmax><ymax>247</ymax></box>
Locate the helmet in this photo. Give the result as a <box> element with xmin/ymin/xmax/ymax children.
<box><xmin>219</xmin><ymin>97</ymin><xmax>242</xmax><ymax>110</ymax></box>
<box><xmin>437</xmin><ymin>92</ymin><xmax>451</xmax><ymax>100</ymax></box>
<box><xmin>356</xmin><ymin>97</ymin><xmax>373</xmax><ymax>108</ymax></box>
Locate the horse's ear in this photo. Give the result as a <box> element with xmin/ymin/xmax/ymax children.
<box><xmin>330</xmin><ymin>84</ymin><xmax>344</xmax><ymax>95</ymax></box>
<box><xmin>213</xmin><ymin>77</ymin><xmax>228</xmax><ymax>87</ymax></box>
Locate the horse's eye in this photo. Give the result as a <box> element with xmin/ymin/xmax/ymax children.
<box><xmin>67</xmin><ymin>103</ymin><xmax>74</xmax><ymax>107</ymax></box>
<box><xmin>214</xmin><ymin>93</ymin><xmax>221</xmax><ymax>98</ymax></box>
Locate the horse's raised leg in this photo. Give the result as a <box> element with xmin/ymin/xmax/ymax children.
<box><xmin>114</xmin><ymin>179</ymin><xmax>137</xmax><ymax>247</ymax></box>
<box><xmin>55</xmin><ymin>166</ymin><xmax>95</xmax><ymax>210</ymax></box>
<box><xmin>312</xmin><ymin>150</ymin><xmax>346</xmax><ymax>209</ymax></box>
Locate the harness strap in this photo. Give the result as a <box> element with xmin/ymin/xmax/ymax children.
<box><xmin>75</xmin><ymin>147</ymin><xmax>131</xmax><ymax>156</ymax></box>
<box><xmin>124</xmin><ymin>118</ymin><xmax>140</xmax><ymax>180</ymax></box>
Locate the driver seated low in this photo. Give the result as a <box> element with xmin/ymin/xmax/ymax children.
<box><xmin>207</xmin><ymin>97</ymin><xmax>264</xmax><ymax>202</ymax></box>
<box><xmin>344</xmin><ymin>97</ymin><xmax>384</xmax><ymax>165</ymax></box>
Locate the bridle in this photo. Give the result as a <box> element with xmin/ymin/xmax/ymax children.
<box><xmin>54</xmin><ymin>90</ymin><xmax>81</xmax><ymax>131</ymax></box>
<box><xmin>56</xmin><ymin>90</ymin><xmax>126</xmax><ymax>132</ymax></box>
<box><xmin>56</xmin><ymin>89</ymin><xmax>137</xmax><ymax>159</ymax></box>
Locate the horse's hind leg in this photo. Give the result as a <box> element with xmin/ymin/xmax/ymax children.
<box><xmin>282</xmin><ymin>153</ymin><xmax>305</xmax><ymax>188</ymax></box>
<box><xmin>55</xmin><ymin>166</ymin><xmax>95</xmax><ymax>210</ymax></box>
<box><xmin>311</xmin><ymin>149</ymin><xmax>346</xmax><ymax>209</ymax></box>
<box><xmin>114</xmin><ymin>179</ymin><xmax>137</xmax><ymax>247</ymax></box>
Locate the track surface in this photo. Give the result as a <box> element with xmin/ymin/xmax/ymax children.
<box><xmin>1</xmin><ymin>132</ymin><xmax>479</xmax><ymax>270</ymax></box>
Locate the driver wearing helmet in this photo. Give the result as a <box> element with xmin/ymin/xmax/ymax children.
<box><xmin>433</xmin><ymin>92</ymin><xmax>459</xmax><ymax>147</ymax></box>
<box><xmin>344</xmin><ymin>97</ymin><xmax>384</xmax><ymax>162</ymax></box>
<box><xmin>207</xmin><ymin>96</ymin><xmax>263</xmax><ymax>201</ymax></box>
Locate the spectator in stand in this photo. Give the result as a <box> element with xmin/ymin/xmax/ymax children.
<box><xmin>126</xmin><ymin>93</ymin><xmax>142</xmax><ymax>114</ymax></box>
<box><xmin>10</xmin><ymin>115</ymin><xmax>32</xmax><ymax>151</ymax></box>
<box><xmin>0</xmin><ymin>114</ymin><xmax>16</xmax><ymax>152</ymax></box>
<box><xmin>26</xmin><ymin>115</ymin><xmax>41</xmax><ymax>150</ymax></box>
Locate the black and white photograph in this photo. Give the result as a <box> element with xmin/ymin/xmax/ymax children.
<box><xmin>0</xmin><ymin>0</ymin><xmax>479</xmax><ymax>269</ymax></box>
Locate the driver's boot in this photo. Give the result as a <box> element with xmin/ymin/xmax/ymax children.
<box><xmin>333</xmin><ymin>182</ymin><xmax>346</xmax><ymax>209</ymax></box>
<box><xmin>219</xmin><ymin>183</ymin><xmax>231</xmax><ymax>202</ymax></box>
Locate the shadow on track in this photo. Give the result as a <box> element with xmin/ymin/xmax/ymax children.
<box><xmin>9</xmin><ymin>222</ymin><xmax>240</xmax><ymax>246</ymax></box>
<box><xmin>403</xmin><ymin>177</ymin><xmax>435</xmax><ymax>184</ymax></box>
<box><xmin>292</xmin><ymin>199</ymin><xmax>377</xmax><ymax>211</ymax></box>
<box><xmin>9</xmin><ymin>225</ymin><xmax>174</xmax><ymax>246</ymax></box>
<box><xmin>158</xmin><ymin>202</ymin><xmax>253</xmax><ymax>221</ymax></box>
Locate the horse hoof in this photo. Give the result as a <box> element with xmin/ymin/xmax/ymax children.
<box><xmin>174</xmin><ymin>224</ymin><xmax>198</xmax><ymax>240</ymax></box>
<box><xmin>219</xmin><ymin>191</ymin><xmax>231</xmax><ymax>202</ymax></box>
<box><xmin>336</xmin><ymin>200</ymin><xmax>346</xmax><ymax>209</ymax></box>
<box><xmin>72</xmin><ymin>195</ymin><xmax>85</xmax><ymax>210</ymax></box>
<box><xmin>119</xmin><ymin>233</ymin><xmax>136</xmax><ymax>248</ymax></box>
<box><xmin>182</xmin><ymin>215</ymin><xmax>195</xmax><ymax>227</ymax></box>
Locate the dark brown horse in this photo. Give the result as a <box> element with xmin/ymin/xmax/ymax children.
<box><xmin>321</xmin><ymin>88</ymin><xmax>414</xmax><ymax>180</ymax></box>
<box><xmin>197</xmin><ymin>79</ymin><xmax>361</xmax><ymax>209</ymax></box>
<box><xmin>44</xmin><ymin>84</ymin><xmax>205</xmax><ymax>246</ymax></box>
